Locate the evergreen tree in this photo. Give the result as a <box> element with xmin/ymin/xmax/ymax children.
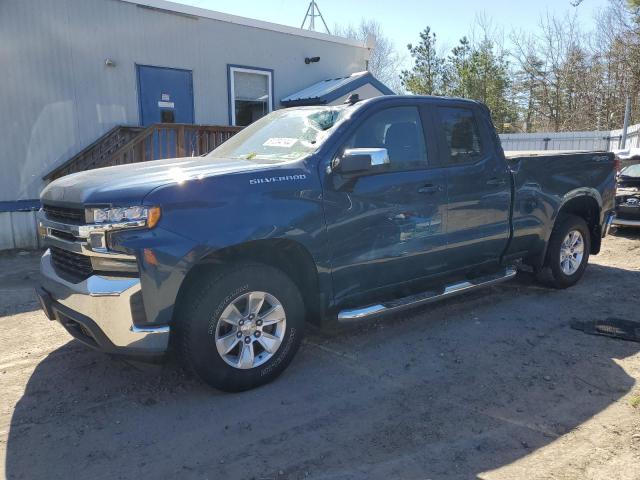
<box><xmin>447</xmin><ymin>37</ymin><xmax>473</xmax><ymax>98</ymax></box>
<box><xmin>402</xmin><ymin>29</ymin><xmax>517</xmax><ymax>132</ymax></box>
<box><xmin>400</xmin><ymin>27</ymin><xmax>446</xmax><ymax>95</ymax></box>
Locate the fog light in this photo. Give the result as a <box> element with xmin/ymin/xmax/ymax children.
<box><xmin>90</xmin><ymin>256</ymin><xmax>138</xmax><ymax>273</ymax></box>
<box><xmin>89</xmin><ymin>232</ymin><xmax>106</xmax><ymax>250</ymax></box>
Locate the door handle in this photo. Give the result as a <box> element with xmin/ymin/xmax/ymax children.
<box><xmin>417</xmin><ymin>184</ymin><xmax>443</xmax><ymax>194</ymax></box>
<box><xmin>486</xmin><ymin>177</ymin><xmax>507</xmax><ymax>186</ymax></box>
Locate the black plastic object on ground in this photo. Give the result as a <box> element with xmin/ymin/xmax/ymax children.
<box><xmin>571</xmin><ymin>318</ymin><xmax>640</xmax><ymax>342</ymax></box>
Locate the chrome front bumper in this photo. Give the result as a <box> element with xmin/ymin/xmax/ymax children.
<box><xmin>38</xmin><ymin>249</ymin><xmax>170</xmax><ymax>357</ymax></box>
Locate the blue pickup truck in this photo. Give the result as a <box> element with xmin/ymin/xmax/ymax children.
<box><xmin>35</xmin><ymin>96</ymin><xmax>616</xmax><ymax>391</ymax></box>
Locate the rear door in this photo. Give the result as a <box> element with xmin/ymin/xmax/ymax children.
<box><xmin>434</xmin><ymin>104</ymin><xmax>511</xmax><ymax>271</ymax></box>
<box><xmin>322</xmin><ymin>102</ymin><xmax>448</xmax><ymax>305</ymax></box>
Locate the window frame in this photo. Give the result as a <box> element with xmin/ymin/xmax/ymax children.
<box><xmin>227</xmin><ymin>65</ymin><xmax>274</xmax><ymax>127</ymax></box>
<box><xmin>434</xmin><ymin>105</ymin><xmax>487</xmax><ymax>167</ymax></box>
<box><xmin>335</xmin><ymin>105</ymin><xmax>432</xmax><ymax>175</ymax></box>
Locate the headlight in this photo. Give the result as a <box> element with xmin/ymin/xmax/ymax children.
<box><xmin>87</xmin><ymin>206</ymin><xmax>161</xmax><ymax>228</ymax></box>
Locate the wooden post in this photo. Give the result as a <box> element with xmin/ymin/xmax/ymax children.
<box><xmin>177</xmin><ymin>125</ymin><xmax>185</xmax><ymax>157</ymax></box>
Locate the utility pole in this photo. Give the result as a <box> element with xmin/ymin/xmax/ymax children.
<box><xmin>301</xmin><ymin>1</ymin><xmax>330</xmax><ymax>34</ymax></box>
<box><xmin>621</xmin><ymin>96</ymin><xmax>631</xmax><ymax>149</ymax></box>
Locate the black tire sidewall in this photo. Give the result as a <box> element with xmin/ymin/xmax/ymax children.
<box><xmin>547</xmin><ymin>215</ymin><xmax>591</xmax><ymax>288</ymax></box>
<box><xmin>183</xmin><ymin>264</ymin><xmax>304</xmax><ymax>392</ymax></box>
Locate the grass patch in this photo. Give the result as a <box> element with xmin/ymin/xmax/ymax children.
<box><xmin>630</xmin><ymin>395</ymin><xmax>640</xmax><ymax>409</ymax></box>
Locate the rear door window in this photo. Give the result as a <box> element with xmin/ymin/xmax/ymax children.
<box><xmin>436</xmin><ymin>107</ymin><xmax>483</xmax><ymax>165</ymax></box>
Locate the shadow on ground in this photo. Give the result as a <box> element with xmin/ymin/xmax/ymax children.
<box><xmin>0</xmin><ymin>250</ymin><xmax>42</xmax><ymax>316</ymax></box>
<box><xmin>5</xmin><ymin>263</ymin><xmax>640</xmax><ymax>480</ymax></box>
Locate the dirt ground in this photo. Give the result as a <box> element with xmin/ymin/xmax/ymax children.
<box><xmin>1</xmin><ymin>230</ymin><xmax>640</xmax><ymax>480</ymax></box>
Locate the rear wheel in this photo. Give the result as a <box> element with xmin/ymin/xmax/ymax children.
<box><xmin>176</xmin><ymin>263</ymin><xmax>305</xmax><ymax>392</ymax></box>
<box><xmin>537</xmin><ymin>214</ymin><xmax>591</xmax><ymax>289</ymax></box>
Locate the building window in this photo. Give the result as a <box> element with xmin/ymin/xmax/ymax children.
<box><xmin>229</xmin><ymin>66</ymin><xmax>273</xmax><ymax>126</ymax></box>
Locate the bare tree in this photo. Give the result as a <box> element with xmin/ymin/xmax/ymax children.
<box><xmin>334</xmin><ymin>19</ymin><xmax>405</xmax><ymax>93</ymax></box>
<box><xmin>338</xmin><ymin>0</ymin><xmax>640</xmax><ymax>132</ymax></box>
<box><xmin>511</xmin><ymin>13</ymin><xmax>600</xmax><ymax>131</ymax></box>
<box><xmin>595</xmin><ymin>0</ymin><xmax>640</xmax><ymax>126</ymax></box>
<box><xmin>509</xmin><ymin>0</ymin><xmax>640</xmax><ymax>132</ymax></box>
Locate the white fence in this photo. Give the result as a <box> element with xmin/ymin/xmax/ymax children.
<box><xmin>0</xmin><ymin>210</ymin><xmax>42</xmax><ymax>251</ymax></box>
<box><xmin>500</xmin><ymin>123</ymin><xmax>640</xmax><ymax>152</ymax></box>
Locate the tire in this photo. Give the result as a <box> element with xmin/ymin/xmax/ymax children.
<box><xmin>536</xmin><ymin>214</ymin><xmax>591</xmax><ymax>289</ymax></box>
<box><xmin>176</xmin><ymin>263</ymin><xmax>305</xmax><ymax>392</ymax></box>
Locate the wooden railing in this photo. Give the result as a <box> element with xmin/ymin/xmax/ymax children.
<box><xmin>44</xmin><ymin>125</ymin><xmax>144</xmax><ymax>180</ymax></box>
<box><xmin>44</xmin><ymin>123</ymin><xmax>242</xmax><ymax>181</ymax></box>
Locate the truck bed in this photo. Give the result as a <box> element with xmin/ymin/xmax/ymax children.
<box><xmin>505</xmin><ymin>150</ymin><xmax>616</xmax><ymax>265</ymax></box>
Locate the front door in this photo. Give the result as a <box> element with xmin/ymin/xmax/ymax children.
<box><xmin>323</xmin><ymin>104</ymin><xmax>448</xmax><ymax>305</ymax></box>
<box><xmin>137</xmin><ymin>65</ymin><xmax>194</xmax><ymax>126</ymax></box>
<box><xmin>434</xmin><ymin>104</ymin><xmax>511</xmax><ymax>271</ymax></box>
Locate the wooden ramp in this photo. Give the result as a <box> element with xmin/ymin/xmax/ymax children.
<box><xmin>44</xmin><ymin>123</ymin><xmax>242</xmax><ymax>181</ymax></box>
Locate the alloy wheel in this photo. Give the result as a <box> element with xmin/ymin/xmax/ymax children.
<box><xmin>559</xmin><ymin>230</ymin><xmax>584</xmax><ymax>276</ymax></box>
<box><xmin>214</xmin><ymin>291</ymin><xmax>287</xmax><ymax>369</ymax></box>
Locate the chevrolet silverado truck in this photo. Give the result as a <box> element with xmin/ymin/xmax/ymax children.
<box><xmin>35</xmin><ymin>96</ymin><xmax>616</xmax><ymax>391</ymax></box>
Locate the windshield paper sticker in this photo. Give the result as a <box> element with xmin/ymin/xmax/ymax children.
<box><xmin>263</xmin><ymin>137</ymin><xmax>298</xmax><ymax>148</ymax></box>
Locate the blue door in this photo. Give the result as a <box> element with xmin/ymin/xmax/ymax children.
<box><xmin>434</xmin><ymin>104</ymin><xmax>511</xmax><ymax>270</ymax></box>
<box><xmin>322</xmin><ymin>104</ymin><xmax>448</xmax><ymax>305</ymax></box>
<box><xmin>137</xmin><ymin>65</ymin><xmax>194</xmax><ymax>126</ymax></box>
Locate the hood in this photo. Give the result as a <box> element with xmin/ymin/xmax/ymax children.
<box><xmin>617</xmin><ymin>170</ymin><xmax>640</xmax><ymax>191</ymax></box>
<box><xmin>40</xmin><ymin>156</ymin><xmax>273</xmax><ymax>206</ymax></box>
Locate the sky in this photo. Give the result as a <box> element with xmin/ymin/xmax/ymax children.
<box><xmin>172</xmin><ymin>0</ymin><xmax>611</xmax><ymax>61</ymax></box>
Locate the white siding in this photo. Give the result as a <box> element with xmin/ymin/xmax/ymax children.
<box><xmin>0</xmin><ymin>212</ymin><xmax>41</xmax><ymax>251</ymax></box>
<box><xmin>0</xmin><ymin>0</ymin><xmax>368</xmax><ymax>203</ymax></box>
<box><xmin>0</xmin><ymin>214</ymin><xmax>15</xmax><ymax>251</ymax></box>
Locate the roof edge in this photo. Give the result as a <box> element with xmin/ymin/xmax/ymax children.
<box><xmin>119</xmin><ymin>0</ymin><xmax>367</xmax><ymax>48</ymax></box>
<box><xmin>319</xmin><ymin>73</ymin><xmax>393</xmax><ymax>104</ymax></box>
<box><xmin>281</xmin><ymin>72</ymin><xmax>395</xmax><ymax>107</ymax></box>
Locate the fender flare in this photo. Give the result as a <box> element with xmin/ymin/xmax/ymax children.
<box><xmin>533</xmin><ymin>189</ymin><xmax>603</xmax><ymax>270</ymax></box>
<box><xmin>553</xmin><ymin>188</ymin><xmax>603</xmax><ymax>223</ymax></box>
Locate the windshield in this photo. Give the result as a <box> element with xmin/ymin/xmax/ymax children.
<box><xmin>620</xmin><ymin>164</ymin><xmax>640</xmax><ymax>177</ymax></box>
<box><xmin>207</xmin><ymin>106</ymin><xmax>350</xmax><ymax>162</ymax></box>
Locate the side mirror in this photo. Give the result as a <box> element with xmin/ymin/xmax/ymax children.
<box><xmin>335</xmin><ymin>148</ymin><xmax>390</xmax><ymax>173</ymax></box>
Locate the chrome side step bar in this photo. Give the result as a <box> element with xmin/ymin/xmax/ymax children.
<box><xmin>337</xmin><ymin>267</ymin><xmax>517</xmax><ymax>323</ymax></box>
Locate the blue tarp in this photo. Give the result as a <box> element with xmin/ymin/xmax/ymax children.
<box><xmin>0</xmin><ymin>200</ymin><xmax>40</xmax><ymax>213</ymax></box>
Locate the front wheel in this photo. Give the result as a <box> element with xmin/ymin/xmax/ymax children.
<box><xmin>537</xmin><ymin>214</ymin><xmax>591</xmax><ymax>289</ymax></box>
<box><xmin>176</xmin><ymin>264</ymin><xmax>305</xmax><ymax>392</ymax></box>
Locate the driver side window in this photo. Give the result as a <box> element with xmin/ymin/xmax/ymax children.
<box><xmin>343</xmin><ymin>106</ymin><xmax>428</xmax><ymax>171</ymax></box>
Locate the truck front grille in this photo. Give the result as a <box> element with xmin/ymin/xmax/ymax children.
<box><xmin>50</xmin><ymin>246</ymin><xmax>93</xmax><ymax>282</ymax></box>
<box><xmin>43</xmin><ymin>204</ymin><xmax>86</xmax><ymax>224</ymax></box>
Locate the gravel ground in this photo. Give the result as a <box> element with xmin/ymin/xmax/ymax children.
<box><xmin>1</xmin><ymin>231</ymin><xmax>640</xmax><ymax>480</ymax></box>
